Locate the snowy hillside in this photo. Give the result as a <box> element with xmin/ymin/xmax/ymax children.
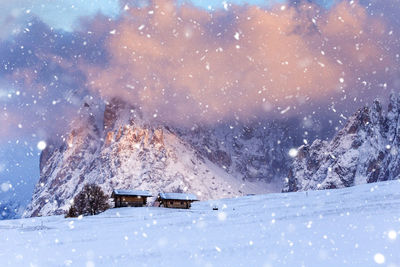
<box><xmin>2</xmin><ymin>180</ymin><xmax>400</xmax><ymax>266</ymax></box>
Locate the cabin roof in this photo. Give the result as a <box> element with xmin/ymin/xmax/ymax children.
<box><xmin>158</xmin><ymin>192</ymin><xmax>198</xmax><ymax>201</ymax></box>
<box><xmin>112</xmin><ymin>189</ymin><xmax>153</xmax><ymax>197</ymax></box>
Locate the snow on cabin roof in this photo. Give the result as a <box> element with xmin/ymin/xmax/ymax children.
<box><xmin>158</xmin><ymin>192</ymin><xmax>198</xmax><ymax>201</ymax></box>
<box><xmin>112</xmin><ymin>190</ymin><xmax>153</xmax><ymax>197</ymax></box>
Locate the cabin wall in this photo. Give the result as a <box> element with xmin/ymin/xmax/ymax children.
<box><xmin>164</xmin><ymin>200</ymin><xmax>191</xmax><ymax>209</ymax></box>
<box><xmin>114</xmin><ymin>196</ymin><xmax>147</xmax><ymax>207</ymax></box>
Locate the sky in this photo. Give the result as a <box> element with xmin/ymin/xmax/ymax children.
<box><xmin>0</xmin><ymin>0</ymin><xmax>334</xmax><ymax>35</ymax></box>
<box><xmin>0</xmin><ymin>0</ymin><xmax>399</xmax><ymax>211</ymax></box>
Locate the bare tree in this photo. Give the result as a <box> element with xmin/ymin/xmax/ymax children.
<box><xmin>66</xmin><ymin>184</ymin><xmax>109</xmax><ymax>217</ymax></box>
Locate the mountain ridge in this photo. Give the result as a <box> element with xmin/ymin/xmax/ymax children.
<box><xmin>25</xmin><ymin>98</ymin><xmax>295</xmax><ymax>217</ymax></box>
<box><xmin>283</xmin><ymin>94</ymin><xmax>400</xmax><ymax>192</ymax></box>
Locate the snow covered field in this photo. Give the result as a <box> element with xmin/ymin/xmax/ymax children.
<box><xmin>1</xmin><ymin>181</ymin><xmax>400</xmax><ymax>267</ymax></box>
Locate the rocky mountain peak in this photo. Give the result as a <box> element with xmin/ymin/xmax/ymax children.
<box><xmin>104</xmin><ymin>98</ymin><xmax>127</xmax><ymax>131</ymax></box>
<box><xmin>103</xmin><ymin>97</ymin><xmax>144</xmax><ymax>131</ymax></box>
<box><xmin>284</xmin><ymin>94</ymin><xmax>400</xmax><ymax>192</ymax></box>
<box><xmin>386</xmin><ymin>93</ymin><xmax>400</xmax><ymax>143</ymax></box>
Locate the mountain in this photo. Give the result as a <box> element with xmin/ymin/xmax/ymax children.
<box><xmin>283</xmin><ymin>94</ymin><xmax>400</xmax><ymax>192</ymax></box>
<box><xmin>24</xmin><ymin>98</ymin><xmax>297</xmax><ymax>217</ymax></box>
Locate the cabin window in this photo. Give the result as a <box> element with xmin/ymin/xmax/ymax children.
<box><xmin>180</xmin><ymin>201</ymin><xmax>184</xmax><ymax>205</ymax></box>
<box><xmin>170</xmin><ymin>201</ymin><xmax>173</xmax><ymax>205</ymax></box>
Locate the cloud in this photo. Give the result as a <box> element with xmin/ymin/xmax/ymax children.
<box><xmin>83</xmin><ymin>0</ymin><xmax>399</xmax><ymax>125</ymax></box>
<box><xmin>0</xmin><ymin>17</ymin><xmax>108</xmax><ymax>142</ymax></box>
<box><xmin>0</xmin><ymin>0</ymin><xmax>399</xmax><ymax>141</ymax></box>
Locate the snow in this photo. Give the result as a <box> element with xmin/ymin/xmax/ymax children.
<box><xmin>2</xmin><ymin>180</ymin><xmax>400</xmax><ymax>266</ymax></box>
<box><xmin>112</xmin><ymin>190</ymin><xmax>152</xmax><ymax>197</ymax></box>
<box><xmin>158</xmin><ymin>192</ymin><xmax>198</xmax><ymax>201</ymax></box>
<box><xmin>1</xmin><ymin>182</ymin><xmax>11</xmax><ymax>192</ymax></box>
<box><xmin>36</xmin><ymin>141</ymin><xmax>47</xmax><ymax>151</ymax></box>
<box><xmin>288</xmin><ymin>148</ymin><xmax>298</xmax><ymax>158</ymax></box>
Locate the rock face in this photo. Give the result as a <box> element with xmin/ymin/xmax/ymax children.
<box><xmin>25</xmin><ymin>98</ymin><xmax>295</xmax><ymax>217</ymax></box>
<box><xmin>284</xmin><ymin>94</ymin><xmax>400</xmax><ymax>192</ymax></box>
<box><xmin>176</xmin><ymin>120</ymin><xmax>293</xmax><ymax>183</ymax></box>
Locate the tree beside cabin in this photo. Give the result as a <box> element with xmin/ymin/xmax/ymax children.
<box><xmin>66</xmin><ymin>184</ymin><xmax>110</xmax><ymax>217</ymax></box>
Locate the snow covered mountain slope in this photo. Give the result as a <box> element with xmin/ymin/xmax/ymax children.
<box><xmin>175</xmin><ymin>119</ymin><xmax>294</xmax><ymax>184</ymax></box>
<box><xmin>2</xmin><ymin>180</ymin><xmax>400</xmax><ymax>266</ymax></box>
<box><xmin>284</xmin><ymin>94</ymin><xmax>400</xmax><ymax>192</ymax></box>
<box><xmin>25</xmin><ymin>98</ymin><xmax>294</xmax><ymax>217</ymax></box>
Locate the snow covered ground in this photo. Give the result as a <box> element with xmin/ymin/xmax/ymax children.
<box><xmin>1</xmin><ymin>181</ymin><xmax>400</xmax><ymax>267</ymax></box>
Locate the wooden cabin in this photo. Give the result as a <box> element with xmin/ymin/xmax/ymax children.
<box><xmin>111</xmin><ymin>190</ymin><xmax>153</xmax><ymax>208</ymax></box>
<box><xmin>157</xmin><ymin>192</ymin><xmax>198</xmax><ymax>209</ymax></box>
